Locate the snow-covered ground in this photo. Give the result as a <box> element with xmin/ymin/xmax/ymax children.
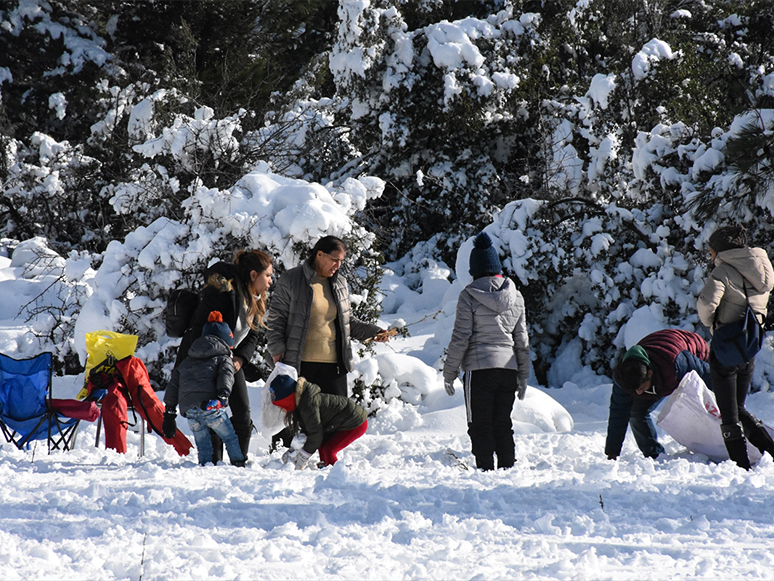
<box><xmin>3</xmin><ymin>251</ymin><xmax>774</xmax><ymax>580</ymax></box>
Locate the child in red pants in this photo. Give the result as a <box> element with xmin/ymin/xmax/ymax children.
<box><xmin>270</xmin><ymin>374</ymin><xmax>367</xmax><ymax>469</ymax></box>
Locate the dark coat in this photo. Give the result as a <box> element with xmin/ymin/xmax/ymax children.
<box><xmin>292</xmin><ymin>377</ymin><xmax>367</xmax><ymax>455</ymax></box>
<box><xmin>174</xmin><ymin>262</ymin><xmax>260</xmax><ymax>369</ymax></box>
<box><xmin>606</xmin><ymin>329</ymin><xmax>710</xmax><ymax>459</ymax></box>
<box><xmin>165</xmin><ymin>335</ymin><xmax>235</xmax><ymax>416</ymax></box>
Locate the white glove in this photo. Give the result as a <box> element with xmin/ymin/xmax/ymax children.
<box><xmin>444</xmin><ymin>381</ymin><xmax>455</xmax><ymax>396</ymax></box>
<box><xmin>290</xmin><ymin>448</ymin><xmax>312</xmax><ymax>470</ymax></box>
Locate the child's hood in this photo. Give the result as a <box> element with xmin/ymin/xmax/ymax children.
<box><xmin>188</xmin><ymin>334</ymin><xmax>232</xmax><ymax>359</ymax></box>
<box><xmin>465</xmin><ymin>276</ymin><xmax>518</xmax><ymax>314</ymax></box>
<box><xmin>295</xmin><ymin>376</ymin><xmax>319</xmax><ymax>405</ymax></box>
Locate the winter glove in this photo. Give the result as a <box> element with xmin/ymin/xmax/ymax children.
<box><xmin>444</xmin><ymin>381</ymin><xmax>455</xmax><ymax>396</ymax></box>
<box><xmin>162</xmin><ymin>411</ymin><xmax>178</xmax><ymax>439</ymax></box>
<box><xmin>285</xmin><ymin>448</ymin><xmax>312</xmax><ymax>470</ymax></box>
<box><xmin>516</xmin><ymin>377</ymin><xmax>528</xmax><ymax>401</ymax></box>
<box><xmin>242</xmin><ymin>362</ymin><xmax>261</xmax><ymax>383</ymax></box>
<box><xmin>201</xmin><ymin>398</ymin><xmax>227</xmax><ymax>411</ymax></box>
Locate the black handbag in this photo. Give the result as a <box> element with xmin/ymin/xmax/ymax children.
<box><xmin>712</xmin><ymin>282</ymin><xmax>764</xmax><ymax>367</ymax></box>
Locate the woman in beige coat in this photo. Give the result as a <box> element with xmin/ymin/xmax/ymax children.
<box><xmin>697</xmin><ymin>226</ymin><xmax>774</xmax><ymax>469</ymax></box>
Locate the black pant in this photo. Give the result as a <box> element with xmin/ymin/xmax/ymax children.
<box><xmin>463</xmin><ymin>368</ymin><xmax>519</xmax><ymax>470</ymax></box>
<box><xmin>211</xmin><ymin>367</ymin><xmax>252</xmax><ymax>462</ymax></box>
<box><xmin>710</xmin><ymin>350</ymin><xmax>754</xmax><ymax>426</ymax></box>
<box><xmin>300</xmin><ymin>361</ymin><xmax>347</xmax><ymax>397</ymax></box>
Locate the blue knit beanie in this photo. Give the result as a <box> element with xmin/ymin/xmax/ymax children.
<box><xmin>469</xmin><ymin>232</ymin><xmax>502</xmax><ymax>279</ymax></box>
<box><xmin>270</xmin><ymin>374</ymin><xmax>297</xmax><ymax>402</ymax></box>
<box><xmin>201</xmin><ymin>311</ymin><xmax>235</xmax><ymax>347</ymax></box>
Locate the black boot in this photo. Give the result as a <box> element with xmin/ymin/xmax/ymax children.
<box><xmin>476</xmin><ymin>460</ymin><xmax>495</xmax><ymax>471</ymax></box>
<box><xmin>232</xmin><ymin>421</ymin><xmax>253</xmax><ymax>460</ymax></box>
<box><xmin>740</xmin><ymin>413</ymin><xmax>774</xmax><ymax>457</ymax></box>
<box><xmin>721</xmin><ymin>423</ymin><xmax>751</xmax><ymax>470</ymax></box>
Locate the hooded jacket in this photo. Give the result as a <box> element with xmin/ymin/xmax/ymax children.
<box><xmin>697</xmin><ymin>247</ymin><xmax>774</xmax><ymax>331</ymax></box>
<box><xmin>443</xmin><ymin>275</ymin><xmax>530</xmax><ymax>383</ymax></box>
<box><xmin>292</xmin><ymin>377</ymin><xmax>367</xmax><ymax>455</ymax></box>
<box><xmin>165</xmin><ymin>334</ymin><xmax>236</xmax><ymax>416</ymax></box>
<box><xmin>266</xmin><ymin>261</ymin><xmax>382</xmax><ymax>372</ymax></box>
<box><xmin>174</xmin><ymin>262</ymin><xmax>260</xmax><ymax>369</ymax></box>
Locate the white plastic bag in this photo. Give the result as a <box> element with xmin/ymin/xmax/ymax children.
<box><xmin>656</xmin><ymin>370</ymin><xmax>767</xmax><ymax>463</ymax></box>
<box><xmin>260</xmin><ymin>362</ymin><xmax>297</xmax><ymax>438</ymax></box>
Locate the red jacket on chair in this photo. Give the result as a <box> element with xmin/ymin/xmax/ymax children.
<box><xmin>89</xmin><ymin>356</ymin><xmax>192</xmax><ymax>456</ymax></box>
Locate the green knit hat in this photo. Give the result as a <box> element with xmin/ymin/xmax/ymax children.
<box><xmin>621</xmin><ymin>345</ymin><xmax>650</xmax><ymax>368</ymax></box>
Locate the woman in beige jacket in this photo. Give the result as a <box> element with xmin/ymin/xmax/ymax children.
<box><xmin>697</xmin><ymin>226</ymin><xmax>774</xmax><ymax>469</ymax></box>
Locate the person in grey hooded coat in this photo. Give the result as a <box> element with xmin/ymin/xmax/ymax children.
<box><xmin>443</xmin><ymin>232</ymin><xmax>531</xmax><ymax>470</ymax></box>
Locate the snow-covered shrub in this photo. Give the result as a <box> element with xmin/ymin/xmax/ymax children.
<box><xmin>277</xmin><ymin>0</ymin><xmax>549</xmax><ymax>261</ymax></box>
<box><xmin>5</xmin><ymin>237</ymin><xmax>95</xmax><ymax>374</ymax></box>
<box><xmin>0</xmin><ymin>134</ymin><xmax>106</xmax><ymax>252</ymax></box>
<box><xmin>251</xmin><ymin>97</ymin><xmax>363</xmax><ymax>183</ymax></box>
<box><xmin>686</xmin><ymin>110</ymin><xmax>774</xmax><ymax>225</ymax></box>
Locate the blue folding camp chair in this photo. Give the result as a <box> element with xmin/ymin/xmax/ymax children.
<box><xmin>0</xmin><ymin>352</ymin><xmax>81</xmax><ymax>452</ymax></box>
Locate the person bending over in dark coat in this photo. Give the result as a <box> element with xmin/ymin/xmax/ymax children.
<box><xmin>269</xmin><ymin>373</ymin><xmax>368</xmax><ymax>469</ymax></box>
<box><xmin>605</xmin><ymin>328</ymin><xmax>710</xmax><ymax>460</ymax></box>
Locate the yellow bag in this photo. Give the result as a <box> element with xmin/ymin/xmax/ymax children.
<box><xmin>77</xmin><ymin>330</ymin><xmax>138</xmax><ymax>399</ymax></box>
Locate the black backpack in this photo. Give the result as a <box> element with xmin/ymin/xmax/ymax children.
<box><xmin>165</xmin><ymin>288</ymin><xmax>200</xmax><ymax>338</ymax></box>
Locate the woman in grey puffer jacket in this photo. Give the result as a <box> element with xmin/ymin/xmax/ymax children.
<box><xmin>443</xmin><ymin>232</ymin><xmax>531</xmax><ymax>471</ymax></box>
<box><xmin>698</xmin><ymin>225</ymin><xmax>774</xmax><ymax>469</ymax></box>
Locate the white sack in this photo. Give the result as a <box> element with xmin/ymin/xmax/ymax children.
<box><xmin>260</xmin><ymin>362</ymin><xmax>298</xmax><ymax>438</ymax></box>
<box><xmin>656</xmin><ymin>370</ymin><xmax>768</xmax><ymax>463</ymax></box>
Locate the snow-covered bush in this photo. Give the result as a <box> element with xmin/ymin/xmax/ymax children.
<box><xmin>2</xmin><ymin>237</ymin><xmax>95</xmax><ymax>374</ymax></box>
<box><xmin>273</xmin><ymin>1</ymin><xmax>550</xmax><ymax>261</ymax></box>
<box><xmin>0</xmin><ymin>134</ymin><xmax>105</xmax><ymax>251</ymax></box>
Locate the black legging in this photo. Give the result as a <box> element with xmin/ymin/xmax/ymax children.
<box><xmin>710</xmin><ymin>351</ymin><xmax>755</xmax><ymax>426</ymax></box>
